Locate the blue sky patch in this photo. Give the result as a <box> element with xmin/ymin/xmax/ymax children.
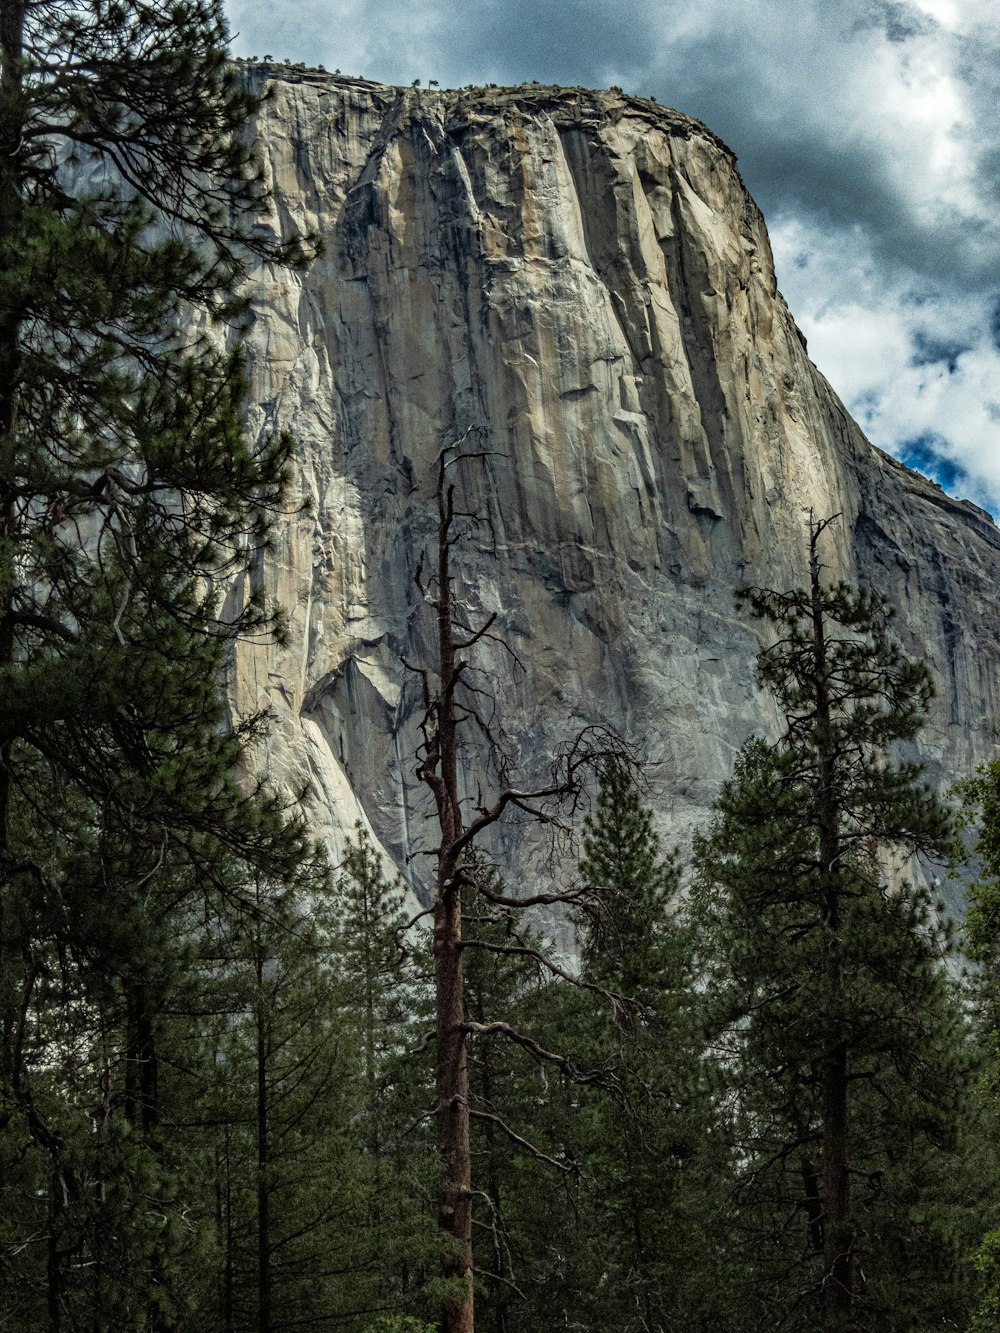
<box><xmin>898</xmin><ymin>434</ymin><xmax>967</xmax><ymax>492</ymax></box>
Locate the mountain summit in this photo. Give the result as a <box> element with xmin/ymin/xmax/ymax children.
<box><xmin>228</xmin><ymin>66</ymin><xmax>1000</xmax><ymax>889</ymax></box>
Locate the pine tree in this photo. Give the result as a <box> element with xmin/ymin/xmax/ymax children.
<box><xmin>579</xmin><ymin>759</ymin><xmax>684</xmax><ymax>999</ymax></box>
<box><xmin>0</xmin><ymin>4</ymin><xmax>319</xmax><ymax>1323</ymax></box>
<box><xmin>207</xmin><ymin>874</ymin><xmax>371</xmax><ymax>1333</ymax></box>
<box><xmin>955</xmin><ymin>753</ymin><xmax>1000</xmax><ymax>1332</ymax></box>
<box><xmin>690</xmin><ymin>519</ymin><xmax>971</xmax><ymax>1330</ymax></box>
<box><xmin>454</xmin><ymin>773</ymin><xmax>737</xmax><ymax>1333</ymax></box>
<box><xmin>563</xmin><ymin>762</ymin><xmax>735</xmax><ymax>1333</ymax></box>
<box><xmin>459</xmin><ymin>862</ymin><xmax>561</xmax><ymax>1333</ymax></box>
<box><xmin>107</xmin><ymin>834</ymin><xmax>428</xmax><ymax>1333</ymax></box>
<box><xmin>0</xmin><ymin>0</ymin><xmax>312</xmax><ymax>740</ymax></box>
<box><xmin>329</xmin><ymin>825</ymin><xmax>440</xmax><ymax>1328</ymax></box>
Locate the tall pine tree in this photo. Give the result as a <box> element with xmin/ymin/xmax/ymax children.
<box><xmin>0</xmin><ymin>5</ymin><xmax>319</xmax><ymax>1324</ymax></box>
<box><xmin>565</xmin><ymin>761</ymin><xmax>734</xmax><ymax>1332</ymax></box>
<box><xmin>691</xmin><ymin>518</ymin><xmax>971</xmax><ymax>1330</ymax></box>
<box><xmin>955</xmin><ymin>751</ymin><xmax>1000</xmax><ymax>1332</ymax></box>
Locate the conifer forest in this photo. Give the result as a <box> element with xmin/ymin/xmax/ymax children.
<box><xmin>3</xmin><ymin>4</ymin><xmax>1000</xmax><ymax>1332</ymax></box>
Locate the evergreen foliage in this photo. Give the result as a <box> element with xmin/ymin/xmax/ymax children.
<box><xmin>0</xmin><ymin>2</ymin><xmax>321</xmax><ymax>1322</ymax></box>
<box><xmin>564</xmin><ymin>761</ymin><xmax>737</xmax><ymax>1332</ymax></box>
<box><xmin>579</xmin><ymin>758</ymin><xmax>683</xmax><ymax>998</ymax></box>
<box><xmin>329</xmin><ymin>825</ymin><xmax>440</xmax><ymax>1327</ymax></box>
<box><xmin>180</xmin><ymin>834</ymin><xmax>437</xmax><ymax>1333</ymax></box>
<box><xmin>451</xmin><ymin>855</ymin><xmax>616</xmax><ymax>1333</ymax></box>
<box><xmin>690</xmin><ymin>522</ymin><xmax>973</xmax><ymax>1330</ymax></box>
<box><xmin>957</xmin><ymin>753</ymin><xmax>1000</xmax><ymax>1331</ymax></box>
<box><xmin>462</xmin><ymin>770</ymin><xmax>736</xmax><ymax>1333</ymax></box>
<box><xmin>0</xmin><ymin>12</ymin><xmax>992</xmax><ymax>1322</ymax></box>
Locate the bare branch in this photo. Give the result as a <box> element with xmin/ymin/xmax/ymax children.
<box><xmin>469</xmin><ymin>1108</ymin><xmax>576</xmax><ymax>1174</ymax></box>
<box><xmin>471</xmin><ymin>879</ymin><xmax>593</xmax><ymax>910</ymax></box>
<box><xmin>458</xmin><ymin>937</ymin><xmax>629</xmax><ymax>1009</ymax></box>
<box><xmin>463</xmin><ymin>1020</ymin><xmax>614</xmax><ymax>1088</ymax></box>
<box><xmin>453</xmin><ymin>611</ymin><xmax>497</xmax><ymax>652</ymax></box>
<box><xmin>399</xmin><ymin>906</ymin><xmax>435</xmax><ymax>933</ymax></box>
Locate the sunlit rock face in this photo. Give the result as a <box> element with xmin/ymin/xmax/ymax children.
<box><xmin>227</xmin><ymin>63</ymin><xmax>1000</xmax><ymax>902</ymax></box>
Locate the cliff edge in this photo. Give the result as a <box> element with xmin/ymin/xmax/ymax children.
<box><xmin>225</xmin><ymin>66</ymin><xmax>1000</xmax><ymax>897</ymax></box>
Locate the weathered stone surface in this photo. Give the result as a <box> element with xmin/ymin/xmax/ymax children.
<box><xmin>228</xmin><ymin>64</ymin><xmax>1000</xmax><ymax>903</ymax></box>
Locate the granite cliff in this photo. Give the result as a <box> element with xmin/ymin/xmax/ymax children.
<box><xmin>224</xmin><ymin>63</ymin><xmax>1000</xmax><ymax>900</ymax></box>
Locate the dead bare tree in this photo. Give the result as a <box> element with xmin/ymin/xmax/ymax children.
<box><xmin>403</xmin><ymin>436</ymin><xmax>629</xmax><ymax>1333</ymax></box>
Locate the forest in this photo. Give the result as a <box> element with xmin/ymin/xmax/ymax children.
<box><xmin>2</xmin><ymin>3</ymin><xmax>1000</xmax><ymax>1331</ymax></box>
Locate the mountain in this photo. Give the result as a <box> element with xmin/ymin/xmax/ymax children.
<box><xmin>227</xmin><ymin>63</ymin><xmax>1000</xmax><ymax>899</ymax></box>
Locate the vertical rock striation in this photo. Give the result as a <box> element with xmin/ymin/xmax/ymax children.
<box><xmin>227</xmin><ymin>64</ymin><xmax>1000</xmax><ymax>898</ymax></box>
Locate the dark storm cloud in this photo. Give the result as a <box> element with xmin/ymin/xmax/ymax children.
<box><xmin>632</xmin><ymin>3</ymin><xmax>998</xmax><ymax>294</ymax></box>
<box><xmin>225</xmin><ymin>0</ymin><xmax>1000</xmax><ymax>506</ymax></box>
<box><xmin>408</xmin><ymin>0</ymin><xmax>660</xmax><ymax>90</ymax></box>
<box><xmin>304</xmin><ymin>0</ymin><xmax>998</xmax><ymax>295</ymax></box>
<box><xmin>227</xmin><ymin>0</ymin><xmax>999</xmax><ymax>288</ymax></box>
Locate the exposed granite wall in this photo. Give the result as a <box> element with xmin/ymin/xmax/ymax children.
<box><xmin>226</xmin><ymin>65</ymin><xmax>1000</xmax><ymax>901</ymax></box>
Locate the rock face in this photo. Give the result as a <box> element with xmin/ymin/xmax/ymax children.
<box><xmin>227</xmin><ymin>63</ymin><xmax>1000</xmax><ymax>902</ymax></box>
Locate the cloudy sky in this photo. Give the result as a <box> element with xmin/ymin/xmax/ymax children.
<box><xmin>225</xmin><ymin>0</ymin><xmax>1000</xmax><ymax>512</ymax></box>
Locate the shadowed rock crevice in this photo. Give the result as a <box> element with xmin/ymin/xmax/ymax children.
<box><xmin>227</xmin><ymin>66</ymin><xmax>1000</xmax><ymax>907</ymax></box>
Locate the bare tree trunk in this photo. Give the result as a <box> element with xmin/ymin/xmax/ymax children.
<box><xmin>423</xmin><ymin>461</ymin><xmax>474</xmax><ymax>1333</ymax></box>
<box><xmin>410</xmin><ymin>442</ymin><xmax>621</xmax><ymax>1331</ymax></box>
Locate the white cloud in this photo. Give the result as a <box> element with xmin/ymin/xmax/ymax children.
<box><xmin>772</xmin><ymin>217</ymin><xmax>1000</xmax><ymax>507</ymax></box>
<box><xmin>223</xmin><ymin>0</ymin><xmax>1000</xmax><ymax>509</ymax></box>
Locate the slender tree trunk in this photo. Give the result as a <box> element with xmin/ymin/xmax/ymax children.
<box><xmin>123</xmin><ymin>984</ymin><xmax>172</xmax><ymax>1332</ymax></box>
<box><xmin>627</xmin><ymin>1168</ymin><xmax>655</xmax><ymax>1332</ymax></box>
<box><xmin>476</xmin><ymin>985</ymin><xmax>510</xmax><ymax>1333</ymax></box>
<box><xmin>362</xmin><ymin>886</ymin><xmax>383</xmax><ymax>1185</ymax></box>
<box><xmin>435</xmin><ymin>852</ymin><xmax>473</xmax><ymax>1333</ymax></box>
<box><xmin>255</xmin><ymin>956</ymin><xmax>272</xmax><ymax>1333</ymax></box>
<box><xmin>124</xmin><ymin>985</ymin><xmax>160</xmax><ymax>1145</ymax></box>
<box><xmin>0</xmin><ymin>4</ymin><xmax>24</xmax><ymax>624</ymax></box>
<box><xmin>821</xmin><ymin>1034</ymin><xmax>852</xmax><ymax>1319</ymax></box>
<box><xmin>218</xmin><ymin>1124</ymin><xmax>235</xmax><ymax>1333</ymax></box>
<box><xmin>801</xmin><ymin>1158</ymin><xmax>824</xmax><ymax>1254</ymax></box>
<box><xmin>415</xmin><ymin>443</ymin><xmax>602</xmax><ymax>1330</ymax></box>
<box><xmin>809</xmin><ymin>528</ymin><xmax>854</xmax><ymax>1321</ymax></box>
<box><xmin>47</xmin><ymin>1165</ymin><xmax>63</xmax><ymax>1333</ymax></box>
<box><xmin>0</xmin><ymin>0</ymin><xmax>26</xmax><ymax>1093</ymax></box>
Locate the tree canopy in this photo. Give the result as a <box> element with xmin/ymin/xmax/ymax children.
<box><xmin>691</xmin><ymin>519</ymin><xmax>970</xmax><ymax>1329</ymax></box>
<box><xmin>0</xmin><ymin>5</ymin><xmax>321</xmax><ymax>1323</ymax></box>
